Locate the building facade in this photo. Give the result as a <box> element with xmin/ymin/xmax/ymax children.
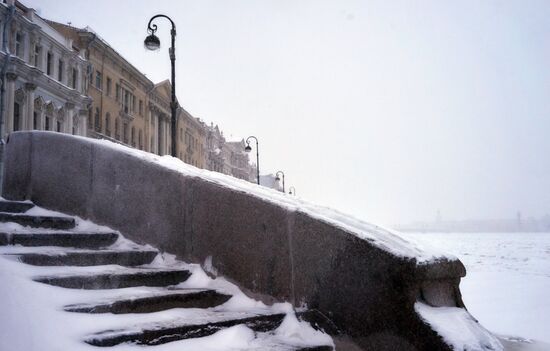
<box><xmin>48</xmin><ymin>21</ymin><xmax>153</xmax><ymax>152</ymax></box>
<box><xmin>3</xmin><ymin>0</ymin><xmax>257</xmax><ymax>184</ymax></box>
<box><xmin>205</xmin><ymin>123</ymin><xmax>225</xmax><ymax>173</ymax></box>
<box><xmin>179</xmin><ymin>108</ymin><xmax>206</xmax><ymax>168</ymax></box>
<box><xmin>223</xmin><ymin>139</ymin><xmax>256</xmax><ymax>182</ymax></box>
<box><xmin>0</xmin><ymin>1</ymin><xmax>90</xmax><ymax>141</ymax></box>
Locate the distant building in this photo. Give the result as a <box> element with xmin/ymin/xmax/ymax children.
<box><xmin>179</xmin><ymin>108</ymin><xmax>206</xmax><ymax>168</ymax></box>
<box><xmin>396</xmin><ymin>216</ymin><xmax>550</xmax><ymax>233</ymax></box>
<box><xmin>205</xmin><ymin>123</ymin><xmax>225</xmax><ymax>173</ymax></box>
<box><xmin>222</xmin><ymin>139</ymin><xmax>256</xmax><ymax>182</ymax></box>
<box><xmin>0</xmin><ymin>1</ymin><xmax>91</xmax><ymax>140</ymax></box>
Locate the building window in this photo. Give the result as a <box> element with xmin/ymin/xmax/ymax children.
<box><xmin>72</xmin><ymin>68</ymin><xmax>78</xmax><ymax>89</ymax></box>
<box><xmin>131</xmin><ymin>126</ymin><xmax>135</xmax><ymax>146</ymax></box>
<box><xmin>47</xmin><ymin>52</ymin><xmax>52</xmax><ymax>76</ymax></box>
<box><xmin>57</xmin><ymin>121</ymin><xmax>61</xmax><ymax>132</ymax></box>
<box><xmin>115</xmin><ymin>83</ymin><xmax>120</xmax><ymax>101</ymax></box>
<box><xmin>123</xmin><ymin>123</ymin><xmax>128</xmax><ymax>143</ymax></box>
<box><xmin>124</xmin><ymin>90</ymin><xmax>129</xmax><ymax>113</ymax></box>
<box><xmin>138</xmin><ymin>130</ymin><xmax>143</xmax><ymax>149</ymax></box>
<box><xmin>58</xmin><ymin>60</ymin><xmax>64</xmax><ymax>82</ymax></box>
<box><xmin>45</xmin><ymin>116</ymin><xmax>50</xmax><ymax>130</ymax></box>
<box><xmin>33</xmin><ymin>112</ymin><xmax>37</xmax><ymax>129</ymax></box>
<box><xmin>115</xmin><ymin>118</ymin><xmax>120</xmax><ymax>140</ymax></box>
<box><xmin>15</xmin><ymin>32</ymin><xmax>22</xmax><ymax>58</ymax></box>
<box><xmin>105</xmin><ymin>113</ymin><xmax>111</xmax><ymax>137</ymax></box>
<box><xmin>139</xmin><ymin>100</ymin><xmax>143</xmax><ymax>116</ymax></box>
<box><xmin>94</xmin><ymin>108</ymin><xmax>100</xmax><ymax>131</ymax></box>
<box><xmin>34</xmin><ymin>45</ymin><xmax>41</xmax><ymax>68</ymax></box>
<box><xmin>95</xmin><ymin>71</ymin><xmax>102</xmax><ymax>89</ymax></box>
<box><xmin>13</xmin><ymin>102</ymin><xmax>20</xmax><ymax>131</ymax></box>
<box><xmin>106</xmin><ymin>77</ymin><xmax>112</xmax><ymax>96</ymax></box>
<box><xmin>132</xmin><ymin>95</ymin><xmax>136</xmax><ymax>113</ymax></box>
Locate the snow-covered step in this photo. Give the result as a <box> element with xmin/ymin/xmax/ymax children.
<box><xmin>85</xmin><ymin>310</ymin><xmax>335</xmax><ymax>347</ymax></box>
<box><xmin>0</xmin><ymin>199</ymin><xmax>34</xmax><ymax>213</ymax></box>
<box><xmin>6</xmin><ymin>249</ymin><xmax>158</xmax><ymax>266</ymax></box>
<box><xmin>64</xmin><ymin>289</ymin><xmax>232</xmax><ymax>314</ymax></box>
<box><xmin>0</xmin><ymin>213</ymin><xmax>75</xmax><ymax>229</ymax></box>
<box><xmin>0</xmin><ymin>201</ymin><xmax>336</xmax><ymax>350</ymax></box>
<box><xmin>0</xmin><ymin>232</ymin><xmax>119</xmax><ymax>248</ymax></box>
<box><xmin>34</xmin><ymin>268</ymin><xmax>191</xmax><ymax>289</ymax></box>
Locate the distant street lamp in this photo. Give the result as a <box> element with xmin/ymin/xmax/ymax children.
<box><xmin>275</xmin><ymin>171</ymin><xmax>285</xmax><ymax>193</ymax></box>
<box><xmin>244</xmin><ymin>136</ymin><xmax>259</xmax><ymax>185</ymax></box>
<box><xmin>289</xmin><ymin>186</ymin><xmax>296</xmax><ymax>196</ymax></box>
<box><xmin>144</xmin><ymin>14</ymin><xmax>177</xmax><ymax>157</ymax></box>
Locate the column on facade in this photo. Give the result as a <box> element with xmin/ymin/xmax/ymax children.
<box><xmin>51</xmin><ymin>51</ymin><xmax>58</xmax><ymax>81</ymax></box>
<box><xmin>77</xmin><ymin>109</ymin><xmax>86</xmax><ymax>136</ymax></box>
<box><xmin>50</xmin><ymin>105</ymin><xmax>57</xmax><ymax>132</ymax></box>
<box><xmin>76</xmin><ymin>66</ymin><xmax>82</xmax><ymax>93</ymax></box>
<box><xmin>65</xmin><ymin>103</ymin><xmax>74</xmax><ymax>134</ymax></box>
<box><xmin>150</xmin><ymin>108</ymin><xmax>157</xmax><ymax>154</ymax></box>
<box><xmin>24</xmin><ymin>83</ymin><xmax>36</xmax><ymax>130</ymax></box>
<box><xmin>4</xmin><ymin>73</ymin><xmax>17</xmax><ymax>137</ymax></box>
<box><xmin>41</xmin><ymin>45</ymin><xmax>48</xmax><ymax>72</ymax></box>
<box><xmin>164</xmin><ymin>118</ymin><xmax>169</xmax><ymax>156</ymax></box>
<box><xmin>158</xmin><ymin>116</ymin><xmax>164</xmax><ymax>155</ymax></box>
<box><xmin>25</xmin><ymin>33</ymin><xmax>34</xmax><ymax>65</ymax></box>
<box><xmin>36</xmin><ymin>104</ymin><xmax>44</xmax><ymax>131</ymax></box>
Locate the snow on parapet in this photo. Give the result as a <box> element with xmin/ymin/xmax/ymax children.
<box><xmin>415</xmin><ymin>303</ymin><xmax>503</xmax><ymax>351</ymax></box>
<box><xmin>47</xmin><ymin>132</ymin><xmax>453</xmax><ymax>263</ymax></box>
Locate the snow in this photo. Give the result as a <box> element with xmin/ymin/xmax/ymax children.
<box><xmin>0</xmin><ymin>204</ymin><xmax>334</xmax><ymax>351</ymax></box>
<box><xmin>415</xmin><ymin>302</ymin><xmax>503</xmax><ymax>351</ymax></box>
<box><xmin>38</xmin><ymin>131</ymin><xmax>451</xmax><ymax>263</ymax></box>
<box><xmin>402</xmin><ymin>232</ymin><xmax>550</xmax><ymax>344</ymax></box>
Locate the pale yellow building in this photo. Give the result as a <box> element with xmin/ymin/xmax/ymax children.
<box><xmin>48</xmin><ymin>22</ymin><xmax>152</xmax><ymax>151</ymax></box>
<box><xmin>179</xmin><ymin>108</ymin><xmax>206</xmax><ymax>168</ymax></box>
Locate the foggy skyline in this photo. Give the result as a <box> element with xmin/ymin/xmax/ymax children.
<box><xmin>29</xmin><ymin>0</ymin><xmax>550</xmax><ymax>226</ymax></box>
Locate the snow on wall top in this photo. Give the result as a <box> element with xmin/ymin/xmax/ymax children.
<box><xmin>32</xmin><ymin>132</ymin><xmax>455</xmax><ymax>263</ymax></box>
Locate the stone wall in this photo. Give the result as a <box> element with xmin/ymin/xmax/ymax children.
<box><xmin>2</xmin><ymin>131</ymin><xmax>468</xmax><ymax>350</ymax></box>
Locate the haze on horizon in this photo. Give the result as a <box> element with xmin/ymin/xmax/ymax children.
<box><xmin>29</xmin><ymin>0</ymin><xmax>550</xmax><ymax>226</ymax></box>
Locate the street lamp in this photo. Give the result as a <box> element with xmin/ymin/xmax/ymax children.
<box><xmin>244</xmin><ymin>136</ymin><xmax>259</xmax><ymax>185</ymax></box>
<box><xmin>289</xmin><ymin>186</ymin><xmax>296</xmax><ymax>196</ymax></box>
<box><xmin>275</xmin><ymin>171</ymin><xmax>285</xmax><ymax>193</ymax></box>
<box><xmin>144</xmin><ymin>14</ymin><xmax>177</xmax><ymax>157</ymax></box>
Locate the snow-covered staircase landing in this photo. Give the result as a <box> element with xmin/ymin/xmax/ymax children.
<box><xmin>0</xmin><ymin>200</ymin><xmax>335</xmax><ymax>350</ymax></box>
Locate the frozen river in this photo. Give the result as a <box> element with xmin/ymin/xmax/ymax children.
<box><xmin>401</xmin><ymin>232</ymin><xmax>550</xmax><ymax>344</ymax></box>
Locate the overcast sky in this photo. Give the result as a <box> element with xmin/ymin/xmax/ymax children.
<box><xmin>29</xmin><ymin>0</ymin><xmax>550</xmax><ymax>226</ymax></box>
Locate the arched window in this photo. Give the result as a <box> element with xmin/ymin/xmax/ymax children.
<box><xmin>123</xmin><ymin>123</ymin><xmax>128</xmax><ymax>144</ymax></box>
<box><xmin>13</xmin><ymin>102</ymin><xmax>20</xmax><ymax>131</ymax></box>
<box><xmin>94</xmin><ymin>108</ymin><xmax>100</xmax><ymax>131</ymax></box>
<box><xmin>115</xmin><ymin>118</ymin><xmax>120</xmax><ymax>140</ymax></box>
<box><xmin>105</xmin><ymin>113</ymin><xmax>111</xmax><ymax>137</ymax></box>
<box><xmin>131</xmin><ymin>126</ymin><xmax>135</xmax><ymax>147</ymax></box>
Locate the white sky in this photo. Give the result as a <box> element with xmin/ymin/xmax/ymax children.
<box><xmin>29</xmin><ymin>0</ymin><xmax>550</xmax><ymax>226</ymax></box>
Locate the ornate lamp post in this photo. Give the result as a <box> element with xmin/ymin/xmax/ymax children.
<box><xmin>275</xmin><ymin>171</ymin><xmax>285</xmax><ymax>193</ymax></box>
<box><xmin>144</xmin><ymin>14</ymin><xmax>177</xmax><ymax>157</ymax></box>
<box><xmin>244</xmin><ymin>136</ymin><xmax>259</xmax><ymax>185</ymax></box>
<box><xmin>289</xmin><ymin>186</ymin><xmax>296</xmax><ymax>196</ymax></box>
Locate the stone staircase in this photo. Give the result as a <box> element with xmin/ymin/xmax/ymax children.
<box><xmin>0</xmin><ymin>199</ymin><xmax>335</xmax><ymax>350</ymax></box>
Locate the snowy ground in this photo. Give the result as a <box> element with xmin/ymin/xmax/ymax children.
<box><xmin>401</xmin><ymin>232</ymin><xmax>550</xmax><ymax>344</ymax></box>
